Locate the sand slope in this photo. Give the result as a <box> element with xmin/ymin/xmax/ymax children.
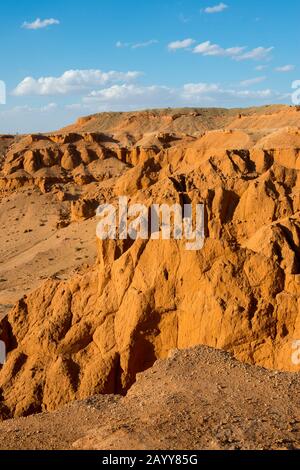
<box><xmin>0</xmin><ymin>346</ymin><xmax>298</xmax><ymax>450</ymax></box>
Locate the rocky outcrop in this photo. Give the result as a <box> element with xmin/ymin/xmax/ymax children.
<box><xmin>71</xmin><ymin>198</ymin><xmax>99</xmax><ymax>221</ymax></box>
<box><xmin>0</xmin><ymin>106</ymin><xmax>299</xmax><ymax>420</ymax></box>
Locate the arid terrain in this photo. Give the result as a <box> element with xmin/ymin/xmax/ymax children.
<box><xmin>0</xmin><ymin>346</ymin><xmax>299</xmax><ymax>450</ymax></box>
<box><xmin>0</xmin><ymin>105</ymin><xmax>299</xmax><ymax>449</ymax></box>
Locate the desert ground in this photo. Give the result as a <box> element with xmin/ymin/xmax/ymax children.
<box><xmin>0</xmin><ymin>105</ymin><xmax>299</xmax><ymax>449</ymax></box>
<box><xmin>0</xmin><ymin>346</ymin><xmax>299</xmax><ymax>450</ymax></box>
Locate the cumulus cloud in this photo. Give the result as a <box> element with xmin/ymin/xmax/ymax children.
<box><xmin>192</xmin><ymin>41</ymin><xmax>273</xmax><ymax>61</ymax></box>
<box><xmin>84</xmin><ymin>84</ymin><xmax>176</xmax><ymax>107</ymax></box>
<box><xmin>275</xmin><ymin>65</ymin><xmax>295</xmax><ymax>73</ymax></box>
<box><xmin>181</xmin><ymin>83</ymin><xmax>273</xmax><ymax>101</ymax></box>
<box><xmin>22</xmin><ymin>18</ymin><xmax>60</xmax><ymax>30</ymax></box>
<box><xmin>13</xmin><ymin>69</ymin><xmax>142</xmax><ymax>96</ymax></box>
<box><xmin>193</xmin><ymin>41</ymin><xmax>244</xmax><ymax>57</ymax></box>
<box><xmin>82</xmin><ymin>82</ymin><xmax>281</xmax><ymax>110</ymax></box>
<box><xmin>168</xmin><ymin>38</ymin><xmax>196</xmax><ymax>51</ymax></box>
<box><xmin>3</xmin><ymin>79</ymin><xmax>285</xmax><ymax>134</ymax></box>
<box><xmin>181</xmin><ymin>83</ymin><xmax>221</xmax><ymax>96</ymax></box>
<box><xmin>203</xmin><ymin>3</ymin><xmax>228</xmax><ymax>14</ymax></box>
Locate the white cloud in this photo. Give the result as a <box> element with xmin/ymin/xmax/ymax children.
<box><xmin>132</xmin><ymin>40</ymin><xmax>158</xmax><ymax>49</ymax></box>
<box><xmin>203</xmin><ymin>3</ymin><xmax>228</xmax><ymax>14</ymax></box>
<box><xmin>168</xmin><ymin>38</ymin><xmax>196</xmax><ymax>51</ymax></box>
<box><xmin>1</xmin><ymin>80</ymin><xmax>286</xmax><ymax>134</ymax></box>
<box><xmin>116</xmin><ymin>41</ymin><xmax>130</xmax><ymax>48</ymax></box>
<box><xmin>192</xmin><ymin>41</ymin><xmax>273</xmax><ymax>61</ymax></box>
<box><xmin>13</xmin><ymin>69</ymin><xmax>142</xmax><ymax>96</ymax></box>
<box><xmin>0</xmin><ymin>80</ymin><xmax>6</xmax><ymax>104</ymax></box>
<box><xmin>2</xmin><ymin>103</ymin><xmax>58</xmax><ymax>114</ymax></box>
<box><xmin>193</xmin><ymin>41</ymin><xmax>244</xmax><ymax>57</ymax></box>
<box><xmin>22</xmin><ymin>18</ymin><xmax>60</xmax><ymax>30</ymax></box>
<box><xmin>65</xmin><ymin>103</ymin><xmax>90</xmax><ymax>111</ymax></box>
<box><xmin>40</xmin><ymin>103</ymin><xmax>58</xmax><ymax>112</ymax></box>
<box><xmin>116</xmin><ymin>40</ymin><xmax>158</xmax><ymax>49</ymax></box>
<box><xmin>182</xmin><ymin>83</ymin><xmax>221</xmax><ymax>96</ymax></box>
<box><xmin>236</xmin><ymin>47</ymin><xmax>274</xmax><ymax>61</ymax></box>
<box><xmin>84</xmin><ymin>84</ymin><xmax>176</xmax><ymax>107</ymax></box>
<box><xmin>82</xmin><ymin>82</ymin><xmax>281</xmax><ymax>110</ymax></box>
<box><xmin>239</xmin><ymin>76</ymin><xmax>267</xmax><ymax>87</ymax></box>
<box><xmin>181</xmin><ymin>83</ymin><xmax>274</xmax><ymax>101</ymax></box>
<box><xmin>232</xmin><ymin>89</ymin><xmax>274</xmax><ymax>99</ymax></box>
<box><xmin>275</xmin><ymin>65</ymin><xmax>295</xmax><ymax>73</ymax></box>
<box><xmin>255</xmin><ymin>65</ymin><xmax>268</xmax><ymax>71</ymax></box>
<box><xmin>0</xmin><ymin>103</ymin><xmax>71</xmax><ymax>134</ymax></box>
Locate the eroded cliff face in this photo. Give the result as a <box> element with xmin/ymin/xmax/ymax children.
<box><xmin>0</xmin><ymin>106</ymin><xmax>299</xmax><ymax>419</ymax></box>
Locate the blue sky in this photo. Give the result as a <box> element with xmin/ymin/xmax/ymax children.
<box><xmin>0</xmin><ymin>0</ymin><xmax>299</xmax><ymax>133</ymax></box>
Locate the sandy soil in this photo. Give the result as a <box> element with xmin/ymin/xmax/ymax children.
<box><xmin>0</xmin><ymin>346</ymin><xmax>298</xmax><ymax>450</ymax></box>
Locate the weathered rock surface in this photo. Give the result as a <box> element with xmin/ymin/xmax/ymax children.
<box><xmin>0</xmin><ymin>106</ymin><xmax>299</xmax><ymax>420</ymax></box>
